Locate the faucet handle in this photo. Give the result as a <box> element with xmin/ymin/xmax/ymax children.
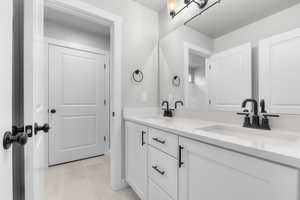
<box><xmin>237</xmin><ymin>109</ymin><xmax>250</xmax><ymax>116</ymax></box>
<box><xmin>263</xmin><ymin>114</ymin><xmax>280</xmax><ymax>118</ymax></box>
<box><xmin>260</xmin><ymin>99</ymin><xmax>267</xmax><ymax>113</ymax></box>
<box><xmin>261</xmin><ymin>114</ymin><xmax>279</xmax><ymax>130</ymax></box>
<box><xmin>237</xmin><ymin>112</ymin><xmax>251</xmax><ymax>128</ymax></box>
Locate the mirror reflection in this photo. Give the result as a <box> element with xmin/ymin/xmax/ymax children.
<box><xmin>159</xmin><ymin>1</ymin><xmax>300</xmax><ymax>114</ymax></box>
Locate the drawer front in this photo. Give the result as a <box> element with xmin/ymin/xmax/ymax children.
<box><xmin>149</xmin><ymin>179</ymin><xmax>174</xmax><ymax>200</ymax></box>
<box><xmin>149</xmin><ymin>128</ymin><xmax>178</xmax><ymax>158</ymax></box>
<box><xmin>148</xmin><ymin>146</ymin><xmax>178</xmax><ymax>200</ymax></box>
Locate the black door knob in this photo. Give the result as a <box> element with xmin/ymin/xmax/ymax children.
<box><xmin>34</xmin><ymin>123</ymin><xmax>50</xmax><ymax>135</ymax></box>
<box><xmin>50</xmin><ymin>109</ymin><xmax>56</xmax><ymax>114</ymax></box>
<box><xmin>3</xmin><ymin>131</ymin><xmax>28</xmax><ymax>150</ymax></box>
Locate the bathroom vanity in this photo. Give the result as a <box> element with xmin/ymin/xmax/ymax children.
<box><xmin>125</xmin><ymin>7</ymin><xmax>300</xmax><ymax>200</ymax></box>
<box><xmin>125</xmin><ymin>116</ymin><xmax>300</xmax><ymax>200</ymax></box>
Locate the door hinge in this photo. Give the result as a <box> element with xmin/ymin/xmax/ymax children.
<box><xmin>209</xmin><ymin>99</ymin><xmax>212</xmax><ymax>105</ymax></box>
<box><xmin>104</xmin><ymin>100</ymin><xmax>107</xmax><ymax>105</ymax></box>
<box><xmin>104</xmin><ymin>136</ymin><xmax>106</xmax><ymax>141</ymax></box>
<box><xmin>112</xmin><ymin>112</ymin><xmax>115</xmax><ymax>117</ymax></box>
<box><xmin>104</xmin><ymin>64</ymin><xmax>106</xmax><ymax>69</ymax></box>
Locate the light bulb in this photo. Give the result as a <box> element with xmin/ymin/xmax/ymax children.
<box><xmin>168</xmin><ymin>0</ymin><xmax>177</xmax><ymax>17</ymax></box>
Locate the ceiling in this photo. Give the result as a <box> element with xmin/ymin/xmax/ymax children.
<box><xmin>133</xmin><ymin>0</ymin><xmax>300</xmax><ymax>38</ymax></box>
<box><xmin>45</xmin><ymin>7</ymin><xmax>111</xmax><ymax>37</ymax></box>
<box><xmin>133</xmin><ymin>0</ymin><xmax>166</xmax><ymax>11</ymax></box>
<box><xmin>186</xmin><ymin>0</ymin><xmax>300</xmax><ymax>38</ymax></box>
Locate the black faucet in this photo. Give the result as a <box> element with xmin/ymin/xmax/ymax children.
<box><xmin>175</xmin><ymin>101</ymin><xmax>184</xmax><ymax>109</ymax></box>
<box><xmin>241</xmin><ymin>99</ymin><xmax>260</xmax><ymax>127</ymax></box>
<box><xmin>237</xmin><ymin>99</ymin><xmax>279</xmax><ymax>130</ymax></box>
<box><xmin>162</xmin><ymin>101</ymin><xmax>174</xmax><ymax>117</ymax></box>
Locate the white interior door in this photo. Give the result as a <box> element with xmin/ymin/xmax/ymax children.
<box><xmin>259</xmin><ymin>28</ymin><xmax>300</xmax><ymax>114</ymax></box>
<box><xmin>24</xmin><ymin>0</ymin><xmax>47</xmax><ymax>200</ymax></box>
<box><xmin>0</xmin><ymin>1</ymin><xmax>13</xmax><ymax>199</ymax></box>
<box><xmin>49</xmin><ymin>44</ymin><xmax>106</xmax><ymax>165</ymax></box>
<box><xmin>207</xmin><ymin>43</ymin><xmax>252</xmax><ymax>111</ymax></box>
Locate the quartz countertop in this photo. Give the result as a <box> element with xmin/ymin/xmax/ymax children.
<box><xmin>124</xmin><ymin>114</ymin><xmax>300</xmax><ymax>168</ymax></box>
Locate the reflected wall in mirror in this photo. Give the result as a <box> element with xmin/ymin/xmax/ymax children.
<box><xmin>159</xmin><ymin>1</ymin><xmax>300</xmax><ymax>114</ymax></box>
<box><xmin>184</xmin><ymin>43</ymin><xmax>211</xmax><ymax>111</ymax></box>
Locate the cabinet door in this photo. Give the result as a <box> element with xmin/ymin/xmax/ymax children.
<box><xmin>125</xmin><ymin>122</ymin><xmax>148</xmax><ymax>199</ymax></box>
<box><xmin>259</xmin><ymin>28</ymin><xmax>300</xmax><ymax>114</ymax></box>
<box><xmin>208</xmin><ymin>43</ymin><xmax>252</xmax><ymax>111</ymax></box>
<box><xmin>149</xmin><ymin>179</ymin><xmax>173</xmax><ymax>200</ymax></box>
<box><xmin>179</xmin><ymin>137</ymin><xmax>298</xmax><ymax>200</ymax></box>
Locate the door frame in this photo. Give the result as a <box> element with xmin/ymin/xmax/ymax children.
<box><xmin>183</xmin><ymin>42</ymin><xmax>212</xmax><ymax>109</ymax></box>
<box><xmin>45</xmin><ymin>37</ymin><xmax>110</xmax><ymax>164</ymax></box>
<box><xmin>44</xmin><ymin>0</ymin><xmax>124</xmax><ymax>190</ymax></box>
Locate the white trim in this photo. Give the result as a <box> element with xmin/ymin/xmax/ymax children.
<box><xmin>45</xmin><ymin>37</ymin><xmax>109</xmax><ymax>55</ymax></box>
<box><xmin>44</xmin><ymin>0</ymin><xmax>124</xmax><ymax>190</ymax></box>
<box><xmin>183</xmin><ymin>42</ymin><xmax>212</xmax><ymax>109</ymax></box>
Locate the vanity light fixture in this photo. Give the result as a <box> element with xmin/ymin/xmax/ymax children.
<box><xmin>168</xmin><ymin>0</ymin><xmax>222</xmax><ymax>25</ymax></box>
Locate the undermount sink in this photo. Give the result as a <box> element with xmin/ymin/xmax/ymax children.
<box><xmin>198</xmin><ymin>125</ymin><xmax>299</xmax><ymax>143</ymax></box>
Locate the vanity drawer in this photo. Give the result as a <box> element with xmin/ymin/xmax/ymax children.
<box><xmin>149</xmin><ymin>179</ymin><xmax>174</xmax><ymax>200</ymax></box>
<box><xmin>149</xmin><ymin>128</ymin><xmax>178</xmax><ymax>158</ymax></box>
<box><xmin>148</xmin><ymin>146</ymin><xmax>177</xmax><ymax>200</ymax></box>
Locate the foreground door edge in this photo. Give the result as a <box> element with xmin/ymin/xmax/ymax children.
<box><xmin>0</xmin><ymin>0</ymin><xmax>13</xmax><ymax>199</ymax></box>
<box><xmin>24</xmin><ymin>0</ymin><xmax>47</xmax><ymax>200</ymax></box>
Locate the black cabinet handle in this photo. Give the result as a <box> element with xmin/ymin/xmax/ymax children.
<box><xmin>152</xmin><ymin>137</ymin><xmax>166</xmax><ymax>144</ymax></box>
<box><xmin>152</xmin><ymin>165</ymin><xmax>165</xmax><ymax>175</ymax></box>
<box><xmin>141</xmin><ymin>131</ymin><xmax>146</xmax><ymax>146</ymax></box>
<box><xmin>179</xmin><ymin>145</ymin><xmax>184</xmax><ymax>168</ymax></box>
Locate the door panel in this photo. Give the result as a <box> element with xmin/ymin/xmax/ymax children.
<box><xmin>49</xmin><ymin>45</ymin><xmax>106</xmax><ymax>165</ymax></box>
<box><xmin>208</xmin><ymin>43</ymin><xmax>252</xmax><ymax>111</ymax></box>
<box><xmin>0</xmin><ymin>1</ymin><xmax>13</xmax><ymax>199</ymax></box>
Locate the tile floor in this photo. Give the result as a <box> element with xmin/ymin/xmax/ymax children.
<box><xmin>44</xmin><ymin>156</ymin><xmax>139</xmax><ymax>200</ymax></box>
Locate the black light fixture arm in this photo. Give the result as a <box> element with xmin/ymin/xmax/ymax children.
<box><xmin>171</xmin><ymin>0</ymin><xmax>194</xmax><ymax>18</ymax></box>
<box><xmin>184</xmin><ymin>0</ymin><xmax>221</xmax><ymax>25</ymax></box>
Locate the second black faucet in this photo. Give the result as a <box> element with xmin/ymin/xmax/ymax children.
<box><xmin>161</xmin><ymin>100</ymin><xmax>184</xmax><ymax>117</ymax></box>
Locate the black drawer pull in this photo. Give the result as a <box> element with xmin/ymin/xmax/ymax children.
<box><xmin>142</xmin><ymin>131</ymin><xmax>146</xmax><ymax>146</ymax></box>
<box><xmin>152</xmin><ymin>137</ymin><xmax>166</xmax><ymax>144</ymax></box>
<box><xmin>152</xmin><ymin>165</ymin><xmax>165</xmax><ymax>175</ymax></box>
<box><xmin>179</xmin><ymin>145</ymin><xmax>184</xmax><ymax>168</ymax></box>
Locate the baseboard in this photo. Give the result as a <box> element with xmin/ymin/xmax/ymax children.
<box><xmin>111</xmin><ymin>179</ymin><xmax>129</xmax><ymax>191</ymax></box>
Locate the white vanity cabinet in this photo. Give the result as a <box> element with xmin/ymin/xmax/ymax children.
<box><xmin>125</xmin><ymin>122</ymin><xmax>148</xmax><ymax>200</ymax></box>
<box><xmin>178</xmin><ymin>137</ymin><xmax>299</xmax><ymax>200</ymax></box>
<box><xmin>125</xmin><ymin>121</ymin><xmax>299</xmax><ymax>200</ymax></box>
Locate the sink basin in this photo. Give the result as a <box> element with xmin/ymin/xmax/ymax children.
<box><xmin>198</xmin><ymin>125</ymin><xmax>299</xmax><ymax>143</ymax></box>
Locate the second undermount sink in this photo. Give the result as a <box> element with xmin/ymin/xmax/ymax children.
<box><xmin>197</xmin><ymin>125</ymin><xmax>299</xmax><ymax>143</ymax></box>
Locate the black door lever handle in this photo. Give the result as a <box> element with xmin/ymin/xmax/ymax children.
<box><xmin>34</xmin><ymin>123</ymin><xmax>50</xmax><ymax>135</ymax></box>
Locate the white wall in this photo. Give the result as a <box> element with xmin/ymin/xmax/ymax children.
<box><xmin>83</xmin><ymin>0</ymin><xmax>159</xmax><ymax>108</ymax></box>
<box><xmin>214</xmin><ymin>3</ymin><xmax>300</xmax><ymax>52</ymax></box>
<box><xmin>159</xmin><ymin>26</ymin><xmax>213</xmax><ymax>105</ymax></box>
<box><xmin>44</xmin><ymin>19</ymin><xmax>110</xmax><ymax>51</ymax></box>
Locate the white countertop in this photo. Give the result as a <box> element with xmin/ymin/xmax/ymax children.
<box><xmin>124</xmin><ymin>114</ymin><xmax>300</xmax><ymax>168</ymax></box>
